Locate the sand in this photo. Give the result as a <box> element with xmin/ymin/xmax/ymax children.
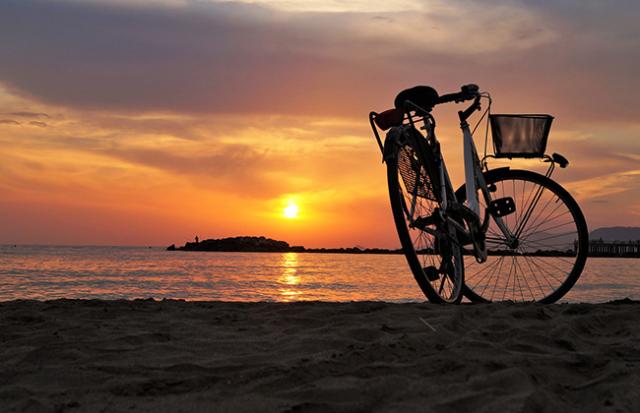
<box><xmin>1</xmin><ymin>299</ymin><xmax>639</xmax><ymax>412</ymax></box>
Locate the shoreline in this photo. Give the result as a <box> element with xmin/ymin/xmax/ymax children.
<box><xmin>3</xmin><ymin>244</ymin><xmax>639</xmax><ymax>258</ymax></box>
<box><xmin>2</xmin><ymin>299</ymin><xmax>639</xmax><ymax>411</ymax></box>
<box><xmin>169</xmin><ymin>249</ymin><xmax>640</xmax><ymax>258</ymax></box>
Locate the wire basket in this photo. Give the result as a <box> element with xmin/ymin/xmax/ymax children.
<box><xmin>397</xmin><ymin>133</ymin><xmax>437</xmax><ymax>201</ymax></box>
<box><xmin>490</xmin><ymin>114</ymin><xmax>554</xmax><ymax>158</ymax></box>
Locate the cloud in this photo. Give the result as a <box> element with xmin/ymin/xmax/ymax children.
<box><xmin>565</xmin><ymin>169</ymin><xmax>640</xmax><ymax>202</ymax></box>
<box><xmin>0</xmin><ymin>0</ymin><xmax>638</xmax><ymax>121</ymax></box>
<box><xmin>0</xmin><ymin>109</ymin><xmax>378</xmax><ymax>202</ymax></box>
<box><xmin>28</xmin><ymin>121</ymin><xmax>48</xmax><ymax>128</ymax></box>
<box><xmin>103</xmin><ymin>143</ymin><xmax>270</xmax><ymax>177</ymax></box>
<box><xmin>0</xmin><ymin>119</ymin><xmax>20</xmax><ymax>125</ymax></box>
<box><xmin>226</xmin><ymin>0</ymin><xmax>424</xmax><ymax>13</ymax></box>
<box><xmin>8</xmin><ymin>111</ymin><xmax>49</xmax><ymax>118</ymax></box>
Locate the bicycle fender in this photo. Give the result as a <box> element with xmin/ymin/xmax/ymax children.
<box><xmin>382</xmin><ymin>127</ymin><xmax>404</xmax><ymax>163</ymax></box>
<box><xmin>454</xmin><ymin>167</ymin><xmax>511</xmax><ymax>201</ymax></box>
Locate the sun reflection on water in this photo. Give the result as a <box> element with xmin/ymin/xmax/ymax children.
<box><xmin>277</xmin><ymin>252</ymin><xmax>302</xmax><ymax>301</ymax></box>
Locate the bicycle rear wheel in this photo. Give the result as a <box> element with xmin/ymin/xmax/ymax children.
<box><xmin>456</xmin><ymin>168</ymin><xmax>588</xmax><ymax>303</ymax></box>
<box><xmin>386</xmin><ymin>130</ymin><xmax>464</xmax><ymax>303</ymax></box>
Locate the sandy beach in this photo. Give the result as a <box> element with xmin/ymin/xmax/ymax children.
<box><xmin>1</xmin><ymin>299</ymin><xmax>639</xmax><ymax>412</ymax></box>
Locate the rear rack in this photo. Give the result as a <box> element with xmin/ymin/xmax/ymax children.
<box><xmin>369</xmin><ymin>102</ymin><xmax>435</xmax><ymax>158</ymax></box>
<box><xmin>368</xmin><ymin>111</ymin><xmax>385</xmax><ymax>155</ymax></box>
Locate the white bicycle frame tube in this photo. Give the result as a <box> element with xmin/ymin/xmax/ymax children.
<box><xmin>460</xmin><ymin>123</ymin><xmax>514</xmax><ymax>242</ymax></box>
<box><xmin>401</xmin><ymin>113</ymin><xmax>512</xmax><ymax>244</ymax></box>
<box><xmin>462</xmin><ymin>125</ymin><xmax>480</xmax><ymax>216</ymax></box>
<box><xmin>462</xmin><ymin>125</ymin><xmax>513</xmax><ymax>240</ymax></box>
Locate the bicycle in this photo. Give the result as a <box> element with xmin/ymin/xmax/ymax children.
<box><xmin>369</xmin><ymin>84</ymin><xmax>589</xmax><ymax>303</ymax></box>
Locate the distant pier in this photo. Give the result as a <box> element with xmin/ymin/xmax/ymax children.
<box><xmin>587</xmin><ymin>239</ymin><xmax>640</xmax><ymax>258</ymax></box>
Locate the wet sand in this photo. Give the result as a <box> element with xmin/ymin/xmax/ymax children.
<box><xmin>1</xmin><ymin>299</ymin><xmax>639</xmax><ymax>412</ymax></box>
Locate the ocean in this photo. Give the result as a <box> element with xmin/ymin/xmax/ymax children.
<box><xmin>0</xmin><ymin>245</ymin><xmax>637</xmax><ymax>303</ymax></box>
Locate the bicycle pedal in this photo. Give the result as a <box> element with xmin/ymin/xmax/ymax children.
<box><xmin>423</xmin><ymin>266</ymin><xmax>440</xmax><ymax>281</ymax></box>
<box><xmin>488</xmin><ymin>197</ymin><xmax>516</xmax><ymax>217</ymax></box>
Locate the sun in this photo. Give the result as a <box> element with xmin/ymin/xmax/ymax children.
<box><xmin>283</xmin><ymin>203</ymin><xmax>299</xmax><ymax>219</ymax></box>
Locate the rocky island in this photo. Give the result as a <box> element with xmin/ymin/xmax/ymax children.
<box><xmin>167</xmin><ymin>236</ymin><xmax>402</xmax><ymax>254</ymax></box>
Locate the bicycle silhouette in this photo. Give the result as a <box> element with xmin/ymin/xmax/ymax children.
<box><xmin>370</xmin><ymin>84</ymin><xmax>588</xmax><ymax>303</ymax></box>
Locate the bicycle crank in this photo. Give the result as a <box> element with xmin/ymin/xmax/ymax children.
<box><xmin>447</xmin><ymin>203</ymin><xmax>487</xmax><ymax>263</ymax></box>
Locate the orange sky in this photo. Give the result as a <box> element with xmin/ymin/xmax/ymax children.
<box><xmin>1</xmin><ymin>0</ymin><xmax>639</xmax><ymax>248</ymax></box>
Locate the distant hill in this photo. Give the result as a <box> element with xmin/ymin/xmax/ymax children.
<box><xmin>167</xmin><ymin>236</ymin><xmax>402</xmax><ymax>254</ymax></box>
<box><xmin>590</xmin><ymin>227</ymin><xmax>640</xmax><ymax>242</ymax></box>
<box><xmin>168</xmin><ymin>236</ymin><xmax>292</xmax><ymax>252</ymax></box>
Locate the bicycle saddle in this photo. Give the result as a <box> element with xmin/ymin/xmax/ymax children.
<box><xmin>394</xmin><ymin>86</ymin><xmax>439</xmax><ymax>113</ymax></box>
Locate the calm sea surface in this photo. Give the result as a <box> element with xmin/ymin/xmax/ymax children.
<box><xmin>0</xmin><ymin>245</ymin><xmax>637</xmax><ymax>303</ymax></box>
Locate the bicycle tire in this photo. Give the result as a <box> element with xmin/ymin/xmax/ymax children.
<box><xmin>386</xmin><ymin>129</ymin><xmax>464</xmax><ymax>303</ymax></box>
<box><xmin>456</xmin><ymin>168</ymin><xmax>588</xmax><ymax>303</ymax></box>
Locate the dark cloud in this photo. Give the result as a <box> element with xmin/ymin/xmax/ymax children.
<box><xmin>8</xmin><ymin>111</ymin><xmax>49</xmax><ymax>118</ymax></box>
<box><xmin>28</xmin><ymin>121</ymin><xmax>48</xmax><ymax>128</ymax></box>
<box><xmin>103</xmin><ymin>144</ymin><xmax>269</xmax><ymax>178</ymax></box>
<box><xmin>0</xmin><ymin>0</ymin><xmax>372</xmax><ymax>116</ymax></box>
<box><xmin>0</xmin><ymin>119</ymin><xmax>20</xmax><ymax>125</ymax></box>
<box><xmin>0</xmin><ymin>0</ymin><xmax>638</xmax><ymax>122</ymax></box>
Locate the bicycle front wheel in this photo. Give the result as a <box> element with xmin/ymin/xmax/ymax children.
<box><xmin>456</xmin><ymin>168</ymin><xmax>588</xmax><ymax>303</ymax></box>
<box><xmin>386</xmin><ymin>131</ymin><xmax>464</xmax><ymax>303</ymax></box>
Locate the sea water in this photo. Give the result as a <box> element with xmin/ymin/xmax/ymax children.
<box><xmin>0</xmin><ymin>245</ymin><xmax>637</xmax><ymax>303</ymax></box>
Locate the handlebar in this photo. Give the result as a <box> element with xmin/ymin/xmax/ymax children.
<box><xmin>436</xmin><ymin>84</ymin><xmax>480</xmax><ymax>105</ymax></box>
<box><xmin>373</xmin><ymin>83</ymin><xmax>482</xmax><ymax>131</ymax></box>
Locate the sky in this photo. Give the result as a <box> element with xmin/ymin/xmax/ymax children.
<box><xmin>0</xmin><ymin>0</ymin><xmax>639</xmax><ymax>248</ymax></box>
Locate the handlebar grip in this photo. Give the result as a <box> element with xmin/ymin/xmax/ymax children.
<box><xmin>436</xmin><ymin>92</ymin><xmax>463</xmax><ymax>104</ymax></box>
<box><xmin>461</xmin><ymin>83</ymin><xmax>480</xmax><ymax>98</ymax></box>
<box><xmin>436</xmin><ymin>84</ymin><xmax>480</xmax><ymax>105</ymax></box>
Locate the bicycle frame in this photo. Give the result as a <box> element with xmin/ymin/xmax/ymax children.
<box><xmin>458</xmin><ymin>106</ymin><xmax>515</xmax><ymax>258</ymax></box>
<box><xmin>397</xmin><ymin>98</ymin><xmax>515</xmax><ymax>262</ymax></box>
<box><xmin>369</xmin><ymin>96</ymin><xmax>519</xmax><ymax>262</ymax></box>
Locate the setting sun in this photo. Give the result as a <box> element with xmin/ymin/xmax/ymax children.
<box><xmin>284</xmin><ymin>203</ymin><xmax>299</xmax><ymax>219</ymax></box>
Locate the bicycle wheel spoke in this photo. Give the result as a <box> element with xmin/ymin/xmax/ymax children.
<box><xmin>524</xmin><ymin>230</ymin><xmax>578</xmax><ymax>244</ymax></box>
<box><xmin>522</xmin><ymin>218</ymin><xmax>575</xmax><ymax>241</ymax></box>
<box><xmin>521</xmin><ymin>254</ymin><xmax>548</xmax><ymax>297</ymax></box>
<box><xmin>481</xmin><ymin>256</ymin><xmax>505</xmax><ymax>298</ymax></box>
<box><xmin>502</xmin><ymin>256</ymin><xmax>516</xmax><ymax>301</ymax></box>
<box><xmin>459</xmin><ymin>169</ymin><xmax>587</xmax><ymax>303</ymax></box>
<box><xmin>519</xmin><ymin>201</ymin><xmax>569</xmax><ymax>242</ymax></box>
<box><xmin>489</xmin><ymin>257</ymin><xmax>505</xmax><ymax>301</ymax></box>
<box><xmin>513</xmin><ymin>256</ymin><xmax>535</xmax><ymax>301</ymax></box>
<box><xmin>521</xmin><ymin>198</ymin><xmax>566</xmax><ymax>232</ymax></box>
<box><xmin>524</xmin><ymin>254</ymin><xmax>561</xmax><ymax>291</ymax></box>
<box><xmin>519</xmin><ymin>179</ymin><xmax>527</xmax><ymax>229</ymax></box>
<box><xmin>487</xmin><ymin>227</ymin><xmax>505</xmax><ymax>239</ymax></box>
<box><xmin>520</xmin><ymin>192</ymin><xmax>557</xmax><ymax>231</ymax></box>
<box><xmin>537</xmin><ymin>256</ymin><xmax>571</xmax><ymax>277</ymax></box>
<box><xmin>514</xmin><ymin>183</ymin><xmax>547</xmax><ymax>238</ymax></box>
<box><xmin>466</xmin><ymin>256</ymin><xmax>502</xmax><ymax>296</ymax></box>
<box><xmin>438</xmin><ymin>271</ymin><xmax>447</xmax><ymax>294</ymax></box>
<box><xmin>389</xmin><ymin>139</ymin><xmax>464</xmax><ymax>303</ymax></box>
<box><xmin>512</xmin><ymin>178</ymin><xmax>518</xmax><ymax>227</ymax></box>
